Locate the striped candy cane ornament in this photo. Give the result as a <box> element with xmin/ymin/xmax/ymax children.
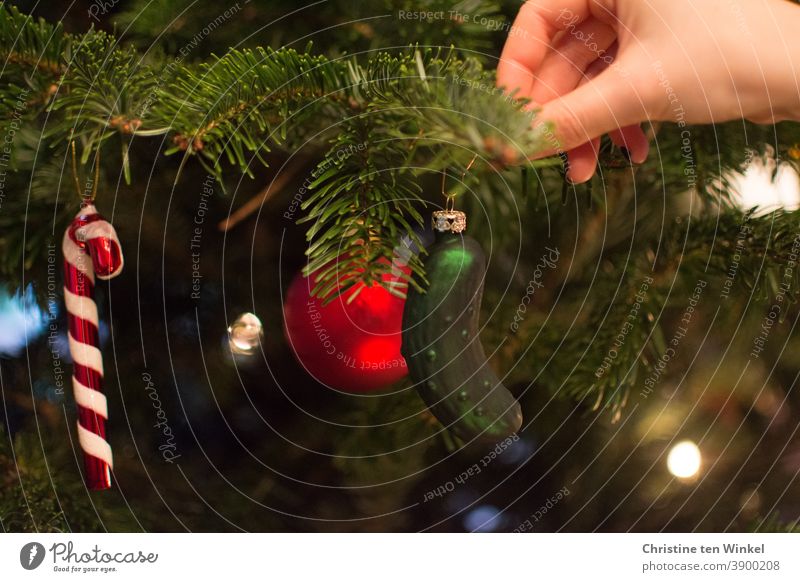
<box><xmin>62</xmin><ymin>203</ymin><xmax>124</xmax><ymax>490</ymax></box>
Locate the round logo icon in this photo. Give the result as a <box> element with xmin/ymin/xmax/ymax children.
<box><xmin>20</xmin><ymin>542</ymin><xmax>46</xmax><ymax>570</ymax></box>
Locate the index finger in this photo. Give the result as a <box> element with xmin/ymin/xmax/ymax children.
<box><xmin>496</xmin><ymin>0</ymin><xmax>601</xmax><ymax>97</ymax></box>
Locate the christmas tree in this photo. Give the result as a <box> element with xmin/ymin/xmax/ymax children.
<box><xmin>1</xmin><ymin>0</ymin><xmax>800</xmax><ymax>532</ymax></box>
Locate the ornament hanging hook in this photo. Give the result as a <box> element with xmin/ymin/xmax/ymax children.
<box><xmin>70</xmin><ymin>141</ymin><xmax>83</xmax><ymax>202</ymax></box>
<box><xmin>90</xmin><ymin>147</ymin><xmax>100</xmax><ymax>202</ymax></box>
<box><xmin>441</xmin><ymin>154</ymin><xmax>478</xmax><ymax>210</ymax></box>
<box><xmin>461</xmin><ymin>153</ymin><xmax>477</xmax><ymax>182</ymax></box>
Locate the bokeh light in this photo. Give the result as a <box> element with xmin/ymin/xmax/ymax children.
<box><xmin>667</xmin><ymin>440</ymin><xmax>702</xmax><ymax>480</ymax></box>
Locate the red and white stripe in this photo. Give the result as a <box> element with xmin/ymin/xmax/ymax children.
<box><xmin>63</xmin><ymin>203</ymin><xmax>124</xmax><ymax>490</ymax></box>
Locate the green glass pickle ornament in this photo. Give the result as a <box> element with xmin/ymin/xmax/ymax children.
<box><xmin>401</xmin><ymin>208</ymin><xmax>523</xmax><ymax>442</ymax></box>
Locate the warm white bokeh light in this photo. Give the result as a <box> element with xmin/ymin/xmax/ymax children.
<box><xmin>730</xmin><ymin>158</ymin><xmax>800</xmax><ymax>214</ymax></box>
<box><xmin>667</xmin><ymin>440</ymin><xmax>702</xmax><ymax>479</ymax></box>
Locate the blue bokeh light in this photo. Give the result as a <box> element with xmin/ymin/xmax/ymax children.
<box><xmin>0</xmin><ymin>285</ymin><xmax>49</xmax><ymax>356</ymax></box>
<box><xmin>462</xmin><ymin>504</ymin><xmax>505</xmax><ymax>532</ymax></box>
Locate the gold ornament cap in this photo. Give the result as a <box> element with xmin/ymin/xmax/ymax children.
<box><xmin>432</xmin><ymin>210</ymin><xmax>467</xmax><ymax>233</ymax></box>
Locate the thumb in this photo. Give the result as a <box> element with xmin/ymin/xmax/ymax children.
<box><xmin>532</xmin><ymin>69</ymin><xmax>646</xmax><ymax>156</ymax></box>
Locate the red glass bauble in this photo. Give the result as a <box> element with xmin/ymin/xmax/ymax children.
<box><xmin>283</xmin><ymin>264</ymin><xmax>409</xmax><ymax>393</ymax></box>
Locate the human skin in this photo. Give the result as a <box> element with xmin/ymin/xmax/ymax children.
<box><xmin>497</xmin><ymin>0</ymin><xmax>800</xmax><ymax>183</ymax></box>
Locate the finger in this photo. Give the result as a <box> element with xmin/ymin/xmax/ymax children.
<box><xmin>530</xmin><ymin>17</ymin><xmax>616</xmax><ymax>104</ymax></box>
<box><xmin>557</xmin><ymin>45</ymin><xmax>610</xmax><ymax>183</ymax></box>
<box><xmin>609</xmin><ymin>126</ymin><xmax>649</xmax><ymax>163</ymax></box>
<box><xmin>533</xmin><ymin>68</ymin><xmax>645</xmax><ymax>155</ymax></box>
<box><xmin>580</xmin><ymin>44</ymin><xmax>649</xmax><ymax>165</ymax></box>
<box><xmin>566</xmin><ymin>138</ymin><xmax>601</xmax><ymax>183</ymax></box>
<box><xmin>497</xmin><ymin>0</ymin><xmax>599</xmax><ymax>97</ymax></box>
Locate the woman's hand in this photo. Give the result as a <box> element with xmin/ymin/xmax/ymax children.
<box><xmin>498</xmin><ymin>0</ymin><xmax>800</xmax><ymax>182</ymax></box>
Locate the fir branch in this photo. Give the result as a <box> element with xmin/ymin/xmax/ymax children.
<box><xmin>0</xmin><ymin>5</ymin><xmax>66</xmax><ymax>124</ymax></box>
<box><xmin>48</xmin><ymin>30</ymin><xmax>158</xmax><ymax>158</ymax></box>
<box><xmin>503</xmin><ymin>208</ymin><xmax>800</xmax><ymax>419</ymax></box>
<box><xmin>0</xmin><ymin>4</ymin><xmax>66</xmax><ymax>79</ymax></box>
<box><xmin>299</xmin><ymin>118</ymin><xmax>426</xmax><ymax>301</ymax></box>
<box><xmin>156</xmin><ymin>46</ymin><xmax>354</xmax><ymax>171</ymax></box>
<box><xmin>2</xmin><ymin>2</ymin><xmax>800</xmax><ymax>304</ymax></box>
